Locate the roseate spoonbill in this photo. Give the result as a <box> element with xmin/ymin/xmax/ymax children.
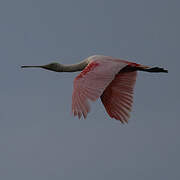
<box><xmin>21</xmin><ymin>55</ymin><xmax>167</xmax><ymax>123</ymax></box>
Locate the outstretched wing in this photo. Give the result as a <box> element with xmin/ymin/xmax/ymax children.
<box><xmin>101</xmin><ymin>71</ymin><xmax>137</xmax><ymax>123</ymax></box>
<box><xmin>72</xmin><ymin>59</ymin><xmax>127</xmax><ymax>119</ymax></box>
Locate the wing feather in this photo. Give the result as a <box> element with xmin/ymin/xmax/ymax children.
<box><xmin>101</xmin><ymin>71</ymin><xmax>137</xmax><ymax>123</ymax></box>
<box><xmin>72</xmin><ymin>59</ymin><xmax>127</xmax><ymax>118</ymax></box>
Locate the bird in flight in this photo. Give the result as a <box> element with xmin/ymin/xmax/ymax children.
<box><xmin>21</xmin><ymin>55</ymin><xmax>167</xmax><ymax>123</ymax></box>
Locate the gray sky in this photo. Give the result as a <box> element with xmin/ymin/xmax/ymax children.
<box><xmin>0</xmin><ymin>0</ymin><xmax>179</xmax><ymax>179</ymax></box>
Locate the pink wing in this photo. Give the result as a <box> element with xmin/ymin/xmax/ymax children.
<box><xmin>101</xmin><ymin>71</ymin><xmax>137</xmax><ymax>123</ymax></box>
<box><xmin>72</xmin><ymin>59</ymin><xmax>128</xmax><ymax>119</ymax></box>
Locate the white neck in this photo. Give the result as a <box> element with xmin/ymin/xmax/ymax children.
<box><xmin>21</xmin><ymin>59</ymin><xmax>89</xmax><ymax>72</ymax></box>
<box><xmin>60</xmin><ymin>60</ymin><xmax>89</xmax><ymax>72</ymax></box>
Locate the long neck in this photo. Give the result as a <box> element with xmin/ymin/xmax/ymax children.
<box><xmin>21</xmin><ymin>59</ymin><xmax>89</xmax><ymax>72</ymax></box>
<box><xmin>60</xmin><ymin>60</ymin><xmax>89</xmax><ymax>72</ymax></box>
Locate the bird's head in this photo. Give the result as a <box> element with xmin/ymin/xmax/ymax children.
<box><xmin>21</xmin><ymin>62</ymin><xmax>63</xmax><ymax>72</ymax></box>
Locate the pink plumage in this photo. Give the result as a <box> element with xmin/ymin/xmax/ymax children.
<box><xmin>21</xmin><ymin>54</ymin><xmax>167</xmax><ymax>123</ymax></box>
<box><xmin>101</xmin><ymin>71</ymin><xmax>137</xmax><ymax>123</ymax></box>
<box><xmin>72</xmin><ymin>56</ymin><xmax>138</xmax><ymax>122</ymax></box>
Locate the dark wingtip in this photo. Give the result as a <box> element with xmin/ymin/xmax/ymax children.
<box><xmin>146</xmin><ymin>67</ymin><xmax>168</xmax><ymax>73</ymax></box>
<box><xmin>158</xmin><ymin>67</ymin><xmax>168</xmax><ymax>73</ymax></box>
<box><xmin>157</xmin><ymin>67</ymin><xmax>168</xmax><ymax>73</ymax></box>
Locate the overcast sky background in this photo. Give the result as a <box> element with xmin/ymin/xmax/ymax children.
<box><xmin>0</xmin><ymin>0</ymin><xmax>179</xmax><ymax>179</ymax></box>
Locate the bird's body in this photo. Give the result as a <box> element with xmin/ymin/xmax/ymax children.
<box><xmin>21</xmin><ymin>55</ymin><xmax>167</xmax><ymax>123</ymax></box>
